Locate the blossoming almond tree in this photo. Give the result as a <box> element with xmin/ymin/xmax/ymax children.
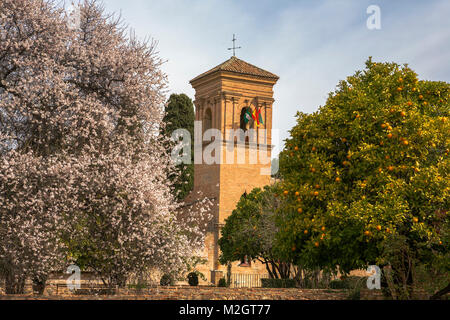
<box><xmin>0</xmin><ymin>0</ymin><xmax>210</xmax><ymax>293</ymax></box>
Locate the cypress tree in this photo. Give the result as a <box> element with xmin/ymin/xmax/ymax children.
<box><xmin>162</xmin><ymin>93</ymin><xmax>195</xmax><ymax>200</ymax></box>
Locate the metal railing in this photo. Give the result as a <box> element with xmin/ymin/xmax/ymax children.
<box><xmin>229</xmin><ymin>273</ymin><xmax>270</xmax><ymax>288</ymax></box>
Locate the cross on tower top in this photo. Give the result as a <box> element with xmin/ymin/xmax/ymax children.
<box><xmin>227</xmin><ymin>34</ymin><xmax>241</xmax><ymax>57</ymax></box>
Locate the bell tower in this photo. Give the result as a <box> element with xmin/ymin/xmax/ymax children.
<box><xmin>188</xmin><ymin>56</ymin><xmax>279</xmax><ymax>283</ymax></box>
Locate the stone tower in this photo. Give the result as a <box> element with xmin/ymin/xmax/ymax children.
<box><xmin>187</xmin><ymin>56</ymin><xmax>279</xmax><ymax>284</ymax></box>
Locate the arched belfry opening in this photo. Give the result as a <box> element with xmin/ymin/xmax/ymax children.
<box><xmin>239</xmin><ymin>106</ymin><xmax>254</xmax><ymax>144</ymax></box>
<box><xmin>239</xmin><ymin>107</ymin><xmax>252</xmax><ymax>132</ymax></box>
<box><xmin>204</xmin><ymin>108</ymin><xmax>212</xmax><ymax>132</ymax></box>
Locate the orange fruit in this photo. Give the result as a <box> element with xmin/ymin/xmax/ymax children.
<box><xmin>413</xmin><ymin>217</ymin><xmax>418</xmax><ymax>223</ymax></box>
<box><xmin>397</xmin><ymin>87</ymin><xmax>403</xmax><ymax>91</ymax></box>
<box><xmin>386</xmin><ymin>228</ymin><xmax>390</xmax><ymax>233</ymax></box>
<box><xmin>313</xmin><ymin>191</ymin><xmax>319</xmax><ymax>196</ymax></box>
<box><xmin>381</xmin><ymin>123</ymin><xmax>386</xmax><ymax>128</ymax></box>
<box><xmin>311</xmin><ymin>168</ymin><xmax>316</xmax><ymax>173</ymax></box>
<box><xmin>385</xmin><ymin>155</ymin><xmax>390</xmax><ymax>160</ymax></box>
<box><xmin>295</xmin><ymin>191</ymin><xmax>300</xmax><ymax>196</ymax></box>
<box><xmin>388</xmin><ymin>166</ymin><xmax>394</xmax><ymax>171</ymax></box>
<box><xmin>387</xmin><ymin>133</ymin><xmax>393</xmax><ymax>139</ymax></box>
<box><xmin>312</xmin><ymin>146</ymin><xmax>316</xmax><ymax>151</ymax></box>
<box><xmin>376</xmin><ymin>225</ymin><xmax>382</xmax><ymax>231</ymax></box>
<box><xmin>304</xmin><ymin>230</ymin><xmax>308</xmax><ymax>234</ymax></box>
<box><xmin>315</xmin><ymin>184</ymin><xmax>320</xmax><ymax>189</ymax></box>
<box><xmin>294</xmin><ymin>146</ymin><xmax>299</xmax><ymax>151</ymax></box>
<box><xmin>419</xmin><ymin>95</ymin><xmax>423</xmax><ymax>99</ymax></box>
<box><xmin>314</xmin><ymin>242</ymin><xmax>319</xmax><ymax>247</ymax></box>
<box><xmin>335</xmin><ymin>177</ymin><xmax>341</xmax><ymax>182</ymax></box>
<box><xmin>402</xmin><ymin>140</ymin><xmax>409</xmax><ymax>146</ymax></box>
<box><xmin>283</xmin><ymin>190</ymin><xmax>289</xmax><ymax>195</ymax></box>
<box><xmin>398</xmin><ymin>77</ymin><xmax>403</xmax><ymax>82</ymax></box>
<box><xmin>297</xmin><ymin>208</ymin><xmax>303</xmax><ymax>214</ymax></box>
<box><xmin>321</xmin><ymin>226</ymin><xmax>326</xmax><ymax>231</ymax></box>
<box><xmin>364</xmin><ymin>230</ymin><xmax>371</xmax><ymax>236</ymax></box>
<box><xmin>407</xmin><ymin>101</ymin><xmax>412</xmax><ymax>106</ymax></box>
<box><xmin>346</xmin><ymin>154</ymin><xmax>351</xmax><ymax>160</ymax></box>
<box><xmin>400</xmin><ymin>111</ymin><xmax>406</xmax><ymax>117</ymax></box>
<box><xmin>341</xmin><ymin>138</ymin><xmax>347</xmax><ymax>143</ymax></box>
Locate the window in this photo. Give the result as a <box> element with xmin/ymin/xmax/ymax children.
<box><xmin>238</xmin><ymin>255</ymin><xmax>251</xmax><ymax>267</ymax></box>
<box><xmin>239</xmin><ymin>107</ymin><xmax>254</xmax><ymax>144</ymax></box>
<box><xmin>204</xmin><ymin>108</ymin><xmax>212</xmax><ymax>131</ymax></box>
<box><xmin>239</xmin><ymin>107</ymin><xmax>252</xmax><ymax>131</ymax></box>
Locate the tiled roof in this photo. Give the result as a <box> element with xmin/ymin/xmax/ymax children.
<box><xmin>190</xmin><ymin>56</ymin><xmax>279</xmax><ymax>83</ymax></box>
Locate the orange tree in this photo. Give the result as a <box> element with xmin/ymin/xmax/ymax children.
<box><xmin>277</xmin><ymin>58</ymin><xmax>449</xmax><ymax>297</ymax></box>
<box><xmin>218</xmin><ymin>185</ymin><xmax>296</xmax><ymax>279</ymax></box>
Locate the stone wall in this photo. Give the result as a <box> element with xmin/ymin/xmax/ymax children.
<box><xmin>0</xmin><ymin>285</ymin><xmax>387</xmax><ymax>300</ymax></box>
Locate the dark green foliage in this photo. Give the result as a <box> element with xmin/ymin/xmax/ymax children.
<box><xmin>261</xmin><ymin>278</ymin><xmax>296</xmax><ymax>288</ymax></box>
<box><xmin>187</xmin><ymin>272</ymin><xmax>199</xmax><ymax>286</ymax></box>
<box><xmin>329</xmin><ymin>276</ymin><xmax>367</xmax><ymax>290</ymax></box>
<box><xmin>329</xmin><ymin>279</ymin><xmax>349</xmax><ymax>289</ymax></box>
<box><xmin>161</xmin><ymin>93</ymin><xmax>195</xmax><ymax>200</ymax></box>
<box><xmin>217</xmin><ymin>278</ymin><xmax>227</xmax><ymax>287</ymax></box>
<box><xmin>160</xmin><ymin>273</ymin><xmax>175</xmax><ymax>286</ymax></box>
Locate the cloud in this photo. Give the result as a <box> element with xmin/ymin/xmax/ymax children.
<box><xmin>102</xmin><ymin>0</ymin><xmax>450</xmax><ymax>156</ymax></box>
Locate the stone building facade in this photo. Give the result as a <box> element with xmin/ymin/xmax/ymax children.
<box><xmin>184</xmin><ymin>56</ymin><xmax>279</xmax><ymax>284</ymax></box>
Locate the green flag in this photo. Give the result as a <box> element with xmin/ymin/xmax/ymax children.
<box><xmin>244</xmin><ymin>107</ymin><xmax>252</xmax><ymax>124</ymax></box>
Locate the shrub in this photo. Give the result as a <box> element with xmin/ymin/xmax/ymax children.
<box><xmin>261</xmin><ymin>278</ymin><xmax>296</xmax><ymax>288</ymax></box>
<box><xmin>187</xmin><ymin>272</ymin><xmax>199</xmax><ymax>286</ymax></box>
<box><xmin>329</xmin><ymin>279</ymin><xmax>349</xmax><ymax>289</ymax></box>
<box><xmin>217</xmin><ymin>278</ymin><xmax>227</xmax><ymax>287</ymax></box>
<box><xmin>160</xmin><ymin>274</ymin><xmax>175</xmax><ymax>286</ymax></box>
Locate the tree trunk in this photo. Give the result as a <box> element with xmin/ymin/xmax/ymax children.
<box><xmin>5</xmin><ymin>272</ymin><xmax>26</xmax><ymax>294</ymax></box>
<box><xmin>263</xmin><ymin>259</ymin><xmax>275</xmax><ymax>279</ymax></box>
<box><xmin>110</xmin><ymin>273</ymin><xmax>127</xmax><ymax>289</ymax></box>
<box><xmin>226</xmin><ymin>263</ymin><xmax>232</xmax><ymax>287</ymax></box>
<box><xmin>32</xmin><ymin>276</ymin><xmax>47</xmax><ymax>295</ymax></box>
<box><xmin>430</xmin><ymin>283</ymin><xmax>450</xmax><ymax>300</ymax></box>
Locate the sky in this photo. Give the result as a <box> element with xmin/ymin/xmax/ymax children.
<box><xmin>99</xmin><ymin>0</ymin><xmax>450</xmax><ymax>157</ymax></box>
